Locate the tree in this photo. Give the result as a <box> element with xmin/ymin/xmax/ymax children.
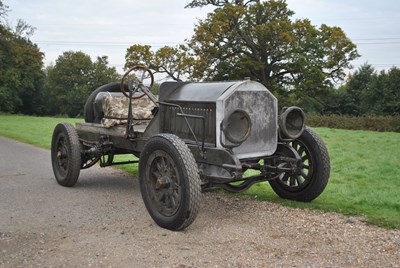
<box><xmin>45</xmin><ymin>51</ymin><xmax>92</xmax><ymax>116</ymax></box>
<box><xmin>0</xmin><ymin>0</ymin><xmax>9</xmax><ymax>20</ymax></box>
<box><xmin>45</xmin><ymin>51</ymin><xmax>119</xmax><ymax>117</ymax></box>
<box><xmin>92</xmin><ymin>56</ymin><xmax>121</xmax><ymax>87</ymax></box>
<box><xmin>0</xmin><ymin>1</ymin><xmax>46</xmax><ymax>114</ymax></box>
<box><xmin>187</xmin><ymin>0</ymin><xmax>359</xmax><ymax>112</ymax></box>
<box><xmin>125</xmin><ymin>44</ymin><xmax>195</xmax><ymax>81</ymax></box>
<box><xmin>343</xmin><ymin>63</ymin><xmax>375</xmax><ymax>115</ymax></box>
<box><xmin>0</xmin><ymin>22</ymin><xmax>45</xmax><ymax>114</ymax></box>
<box><xmin>361</xmin><ymin>67</ymin><xmax>400</xmax><ymax>115</ymax></box>
<box><xmin>325</xmin><ymin>64</ymin><xmax>400</xmax><ymax>116</ymax></box>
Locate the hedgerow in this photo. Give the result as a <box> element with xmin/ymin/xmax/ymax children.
<box><xmin>307</xmin><ymin>115</ymin><xmax>400</xmax><ymax>132</ymax></box>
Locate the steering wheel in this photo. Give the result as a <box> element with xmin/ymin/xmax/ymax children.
<box><xmin>120</xmin><ymin>65</ymin><xmax>154</xmax><ymax>99</ymax></box>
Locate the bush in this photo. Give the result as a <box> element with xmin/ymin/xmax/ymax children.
<box><xmin>307</xmin><ymin>114</ymin><xmax>400</xmax><ymax>132</ymax></box>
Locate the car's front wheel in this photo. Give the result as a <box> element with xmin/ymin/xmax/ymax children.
<box><xmin>269</xmin><ymin>127</ymin><xmax>330</xmax><ymax>201</ymax></box>
<box><xmin>139</xmin><ymin>134</ymin><xmax>201</xmax><ymax>231</ymax></box>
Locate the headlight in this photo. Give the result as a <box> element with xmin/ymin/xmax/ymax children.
<box><xmin>222</xmin><ymin>109</ymin><xmax>252</xmax><ymax>144</ymax></box>
<box><xmin>279</xmin><ymin>106</ymin><xmax>306</xmax><ymax>139</ymax></box>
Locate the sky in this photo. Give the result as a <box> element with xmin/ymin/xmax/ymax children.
<box><xmin>5</xmin><ymin>0</ymin><xmax>400</xmax><ymax>75</ymax></box>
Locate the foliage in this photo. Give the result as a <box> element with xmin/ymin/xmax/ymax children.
<box><xmin>307</xmin><ymin>114</ymin><xmax>400</xmax><ymax>133</ymax></box>
<box><xmin>0</xmin><ymin>23</ymin><xmax>45</xmax><ymax>114</ymax></box>
<box><xmin>0</xmin><ymin>0</ymin><xmax>9</xmax><ymax>20</ymax></box>
<box><xmin>44</xmin><ymin>51</ymin><xmax>120</xmax><ymax>117</ymax></box>
<box><xmin>361</xmin><ymin>67</ymin><xmax>400</xmax><ymax>115</ymax></box>
<box><xmin>187</xmin><ymin>0</ymin><xmax>359</xmax><ymax>112</ymax></box>
<box><xmin>0</xmin><ymin>2</ymin><xmax>45</xmax><ymax>115</ymax></box>
<box><xmin>125</xmin><ymin>44</ymin><xmax>195</xmax><ymax>81</ymax></box>
<box><xmin>44</xmin><ymin>51</ymin><xmax>92</xmax><ymax>117</ymax></box>
<box><xmin>91</xmin><ymin>56</ymin><xmax>120</xmax><ymax>86</ymax></box>
<box><xmin>326</xmin><ymin>64</ymin><xmax>400</xmax><ymax>116</ymax></box>
<box><xmin>1</xmin><ymin>1</ymin><xmax>119</xmax><ymax>117</ymax></box>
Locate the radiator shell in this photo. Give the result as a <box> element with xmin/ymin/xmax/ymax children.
<box><xmin>159</xmin><ymin>80</ymin><xmax>278</xmax><ymax>159</ymax></box>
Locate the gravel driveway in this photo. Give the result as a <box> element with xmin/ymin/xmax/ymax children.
<box><xmin>0</xmin><ymin>136</ymin><xmax>399</xmax><ymax>267</ymax></box>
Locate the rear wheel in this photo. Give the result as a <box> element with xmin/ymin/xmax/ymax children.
<box><xmin>269</xmin><ymin>127</ymin><xmax>330</xmax><ymax>201</ymax></box>
<box><xmin>51</xmin><ymin>123</ymin><xmax>81</xmax><ymax>187</ymax></box>
<box><xmin>139</xmin><ymin>134</ymin><xmax>201</xmax><ymax>231</ymax></box>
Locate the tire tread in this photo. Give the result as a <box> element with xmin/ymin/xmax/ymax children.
<box><xmin>51</xmin><ymin>123</ymin><xmax>81</xmax><ymax>187</ymax></box>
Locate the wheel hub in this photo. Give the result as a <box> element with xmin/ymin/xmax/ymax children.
<box><xmin>155</xmin><ymin>176</ymin><xmax>171</xmax><ymax>189</ymax></box>
<box><xmin>273</xmin><ymin>143</ymin><xmax>311</xmax><ymax>190</ymax></box>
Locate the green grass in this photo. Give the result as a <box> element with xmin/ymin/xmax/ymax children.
<box><xmin>0</xmin><ymin>114</ymin><xmax>83</xmax><ymax>149</ymax></box>
<box><xmin>243</xmin><ymin>128</ymin><xmax>400</xmax><ymax>229</ymax></box>
<box><xmin>1</xmin><ymin>114</ymin><xmax>399</xmax><ymax>229</ymax></box>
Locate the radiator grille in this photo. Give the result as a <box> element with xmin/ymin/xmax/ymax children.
<box><xmin>162</xmin><ymin>103</ymin><xmax>216</xmax><ymax>145</ymax></box>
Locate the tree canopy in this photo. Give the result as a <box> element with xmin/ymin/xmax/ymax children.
<box><xmin>0</xmin><ymin>0</ymin><xmax>120</xmax><ymax>116</ymax></box>
<box><xmin>125</xmin><ymin>0</ymin><xmax>359</xmax><ymax>112</ymax></box>
<box><xmin>45</xmin><ymin>51</ymin><xmax>120</xmax><ymax>117</ymax></box>
<box><xmin>326</xmin><ymin>64</ymin><xmax>400</xmax><ymax>116</ymax></box>
<box><xmin>0</xmin><ymin>16</ymin><xmax>45</xmax><ymax>114</ymax></box>
<box><xmin>187</xmin><ymin>0</ymin><xmax>359</xmax><ymax>111</ymax></box>
<box><xmin>125</xmin><ymin>44</ymin><xmax>195</xmax><ymax>81</ymax></box>
<box><xmin>0</xmin><ymin>0</ymin><xmax>8</xmax><ymax>19</ymax></box>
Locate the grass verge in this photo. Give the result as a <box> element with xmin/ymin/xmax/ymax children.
<box><xmin>0</xmin><ymin>114</ymin><xmax>83</xmax><ymax>149</ymax></box>
<box><xmin>243</xmin><ymin>128</ymin><xmax>400</xmax><ymax>229</ymax></box>
<box><xmin>0</xmin><ymin>114</ymin><xmax>399</xmax><ymax>229</ymax></box>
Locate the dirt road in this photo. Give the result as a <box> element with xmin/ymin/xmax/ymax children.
<box><xmin>0</xmin><ymin>136</ymin><xmax>399</xmax><ymax>267</ymax></box>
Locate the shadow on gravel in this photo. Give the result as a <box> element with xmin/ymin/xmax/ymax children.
<box><xmin>75</xmin><ymin>177</ymin><xmax>137</xmax><ymax>191</ymax></box>
<box><xmin>57</xmin><ymin>169</ymin><xmax>139</xmax><ymax>192</ymax></box>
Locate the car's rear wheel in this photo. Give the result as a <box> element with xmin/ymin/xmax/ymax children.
<box><xmin>51</xmin><ymin>123</ymin><xmax>81</xmax><ymax>187</ymax></box>
<box><xmin>269</xmin><ymin>127</ymin><xmax>330</xmax><ymax>201</ymax></box>
<box><xmin>139</xmin><ymin>134</ymin><xmax>201</xmax><ymax>231</ymax></box>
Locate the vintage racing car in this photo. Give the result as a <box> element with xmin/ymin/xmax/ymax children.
<box><xmin>51</xmin><ymin>66</ymin><xmax>330</xmax><ymax>231</ymax></box>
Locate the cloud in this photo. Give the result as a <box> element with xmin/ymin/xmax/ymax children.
<box><xmin>7</xmin><ymin>0</ymin><xmax>400</xmax><ymax>71</ymax></box>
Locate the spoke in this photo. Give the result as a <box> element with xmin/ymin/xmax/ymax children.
<box><xmin>169</xmin><ymin>194</ymin><xmax>176</xmax><ymax>209</ymax></box>
<box><xmin>296</xmin><ymin>175</ymin><xmax>304</xmax><ymax>185</ymax></box>
<box><xmin>297</xmin><ymin>146</ymin><xmax>305</xmax><ymax>156</ymax></box>
<box><xmin>171</xmin><ymin>189</ymin><xmax>179</xmax><ymax>199</ymax></box>
<box><xmin>156</xmin><ymin>161</ymin><xmax>163</xmax><ymax>173</ymax></box>
<box><xmin>302</xmin><ymin>164</ymin><xmax>310</xmax><ymax>169</ymax></box>
<box><xmin>292</xmin><ymin>141</ymin><xmax>299</xmax><ymax>151</ymax></box>
<box><xmin>152</xmin><ymin>170</ymin><xmax>162</xmax><ymax>180</ymax></box>
<box><xmin>157</xmin><ymin>191</ymin><xmax>165</xmax><ymax>202</ymax></box>
<box><xmin>300</xmin><ymin>169</ymin><xmax>309</xmax><ymax>179</ymax></box>
<box><xmin>280</xmin><ymin>173</ymin><xmax>290</xmax><ymax>183</ymax></box>
<box><xmin>165</xmin><ymin>163</ymin><xmax>173</xmax><ymax>178</ymax></box>
<box><xmin>139</xmin><ymin>69</ymin><xmax>146</xmax><ymax>83</ymax></box>
<box><xmin>160</xmin><ymin>157</ymin><xmax>167</xmax><ymax>171</ymax></box>
<box><xmin>289</xmin><ymin>176</ymin><xmax>296</xmax><ymax>187</ymax></box>
<box><xmin>171</xmin><ymin>181</ymin><xmax>180</xmax><ymax>191</ymax></box>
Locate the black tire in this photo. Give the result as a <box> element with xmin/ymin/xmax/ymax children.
<box><xmin>269</xmin><ymin>127</ymin><xmax>330</xmax><ymax>201</ymax></box>
<box><xmin>51</xmin><ymin>123</ymin><xmax>81</xmax><ymax>187</ymax></box>
<box><xmin>84</xmin><ymin>82</ymin><xmax>121</xmax><ymax>123</ymax></box>
<box><xmin>139</xmin><ymin>134</ymin><xmax>201</xmax><ymax>231</ymax></box>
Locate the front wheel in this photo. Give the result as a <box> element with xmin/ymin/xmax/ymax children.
<box><xmin>139</xmin><ymin>134</ymin><xmax>201</xmax><ymax>231</ymax></box>
<box><xmin>51</xmin><ymin>123</ymin><xmax>81</xmax><ymax>187</ymax></box>
<box><xmin>269</xmin><ymin>127</ymin><xmax>330</xmax><ymax>201</ymax></box>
